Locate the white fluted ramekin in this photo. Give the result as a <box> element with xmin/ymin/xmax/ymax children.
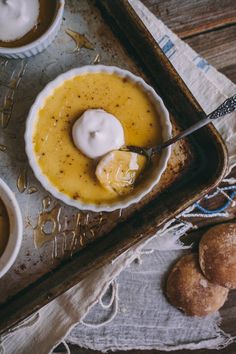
<box><xmin>0</xmin><ymin>179</ymin><xmax>23</xmax><ymax>278</ymax></box>
<box><xmin>25</xmin><ymin>65</ymin><xmax>172</xmax><ymax>212</ymax></box>
<box><xmin>0</xmin><ymin>0</ymin><xmax>64</xmax><ymax>59</ymax></box>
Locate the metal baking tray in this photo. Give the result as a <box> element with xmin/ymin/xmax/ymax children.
<box><xmin>0</xmin><ymin>0</ymin><xmax>227</xmax><ymax>334</ymax></box>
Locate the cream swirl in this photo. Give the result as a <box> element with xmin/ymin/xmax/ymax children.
<box><xmin>0</xmin><ymin>0</ymin><xmax>39</xmax><ymax>42</ymax></box>
<box><xmin>72</xmin><ymin>109</ymin><xmax>125</xmax><ymax>159</ymax></box>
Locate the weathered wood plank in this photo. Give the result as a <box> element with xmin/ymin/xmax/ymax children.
<box><xmin>142</xmin><ymin>0</ymin><xmax>236</xmax><ymax>38</ymax></box>
<box><xmin>221</xmin><ymin>64</ymin><xmax>236</xmax><ymax>84</ymax></box>
<box><xmin>63</xmin><ymin>341</ymin><xmax>236</xmax><ymax>353</ymax></box>
<box><xmin>186</xmin><ymin>25</ymin><xmax>236</xmax><ymax>82</ymax></box>
<box><xmin>141</xmin><ymin>1</ymin><xmax>236</xmax><ymax>82</ymax></box>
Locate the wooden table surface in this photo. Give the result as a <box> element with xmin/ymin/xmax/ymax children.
<box><xmin>57</xmin><ymin>1</ymin><xmax>236</xmax><ymax>353</ymax></box>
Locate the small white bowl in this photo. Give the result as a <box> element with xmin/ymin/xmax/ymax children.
<box><xmin>0</xmin><ymin>179</ymin><xmax>23</xmax><ymax>278</ymax></box>
<box><xmin>0</xmin><ymin>0</ymin><xmax>64</xmax><ymax>59</ymax></box>
<box><xmin>25</xmin><ymin>65</ymin><xmax>172</xmax><ymax>212</ymax></box>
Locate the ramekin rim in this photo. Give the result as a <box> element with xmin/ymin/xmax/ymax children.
<box><xmin>25</xmin><ymin>64</ymin><xmax>172</xmax><ymax>212</ymax></box>
<box><xmin>0</xmin><ymin>0</ymin><xmax>65</xmax><ymax>54</ymax></box>
<box><xmin>0</xmin><ymin>178</ymin><xmax>23</xmax><ymax>278</ymax></box>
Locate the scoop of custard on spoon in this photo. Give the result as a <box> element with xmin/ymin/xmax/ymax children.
<box><xmin>96</xmin><ymin>151</ymin><xmax>147</xmax><ymax>195</ymax></box>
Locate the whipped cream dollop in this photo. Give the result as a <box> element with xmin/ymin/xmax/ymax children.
<box><xmin>72</xmin><ymin>109</ymin><xmax>125</xmax><ymax>159</ymax></box>
<box><xmin>0</xmin><ymin>0</ymin><xmax>39</xmax><ymax>42</ymax></box>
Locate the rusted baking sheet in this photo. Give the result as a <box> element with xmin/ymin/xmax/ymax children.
<box><xmin>0</xmin><ymin>0</ymin><xmax>228</xmax><ymax>334</ymax></box>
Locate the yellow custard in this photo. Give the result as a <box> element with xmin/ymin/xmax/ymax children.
<box><xmin>0</xmin><ymin>199</ymin><xmax>9</xmax><ymax>257</ymax></box>
<box><xmin>33</xmin><ymin>72</ymin><xmax>162</xmax><ymax>204</ymax></box>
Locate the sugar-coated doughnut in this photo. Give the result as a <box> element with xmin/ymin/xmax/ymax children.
<box><xmin>199</xmin><ymin>223</ymin><xmax>236</xmax><ymax>289</ymax></box>
<box><xmin>166</xmin><ymin>254</ymin><xmax>228</xmax><ymax>316</ymax></box>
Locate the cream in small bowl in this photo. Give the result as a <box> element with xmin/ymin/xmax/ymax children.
<box><xmin>0</xmin><ymin>0</ymin><xmax>64</xmax><ymax>59</ymax></box>
<box><xmin>25</xmin><ymin>65</ymin><xmax>172</xmax><ymax>212</ymax></box>
<box><xmin>0</xmin><ymin>179</ymin><xmax>23</xmax><ymax>278</ymax></box>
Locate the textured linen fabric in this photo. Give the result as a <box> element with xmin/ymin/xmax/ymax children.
<box><xmin>67</xmin><ymin>250</ymin><xmax>232</xmax><ymax>352</ymax></box>
<box><xmin>1</xmin><ymin>1</ymin><xmax>236</xmax><ymax>353</ymax></box>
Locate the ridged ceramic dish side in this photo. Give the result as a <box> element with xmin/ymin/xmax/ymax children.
<box><xmin>0</xmin><ymin>0</ymin><xmax>64</xmax><ymax>59</ymax></box>
<box><xmin>25</xmin><ymin>65</ymin><xmax>172</xmax><ymax>212</ymax></box>
<box><xmin>0</xmin><ymin>179</ymin><xmax>23</xmax><ymax>278</ymax></box>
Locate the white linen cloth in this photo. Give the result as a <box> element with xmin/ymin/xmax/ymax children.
<box><xmin>1</xmin><ymin>1</ymin><xmax>236</xmax><ymax>353</ymax></box>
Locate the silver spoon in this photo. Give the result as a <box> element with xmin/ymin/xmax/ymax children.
<box><xmin>122</xmin><ymin>94</ymin><xmax>236</xmax><ymax>159</ymax></box>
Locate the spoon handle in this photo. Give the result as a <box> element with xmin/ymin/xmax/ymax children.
<box><xmin>154</xmin><ymin>117</ymin><xmax>210</xmax><ymax>153</ymax></box>
<box><xmin>208</xmin><ymin>94</ymin><xmax>236</xmax><ymax>120</ymax></box>
<box><xmin>154</xmin><ymin>94</ymin><xmax>236</xmax><ymax>154</ymax></box>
